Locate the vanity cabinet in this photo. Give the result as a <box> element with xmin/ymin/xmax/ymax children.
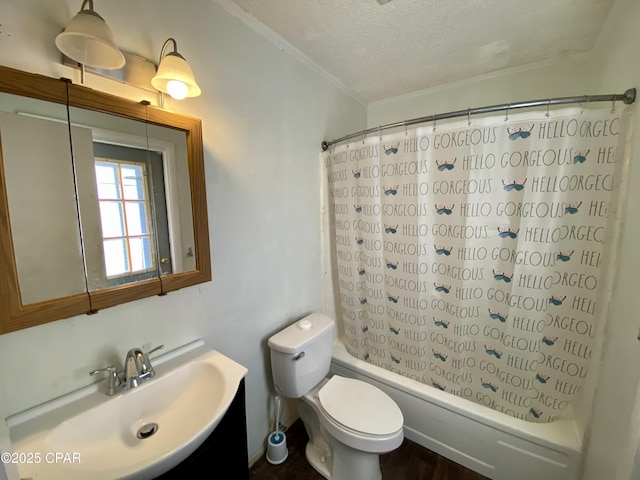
<box><xmin>156</xmin><ymin>379</ymin><xmax>249</xmax><ymax>479</ymax></box>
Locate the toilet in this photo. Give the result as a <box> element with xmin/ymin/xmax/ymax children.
<box><xmin>268</xmin><ymin>313</ymin><xmax>404</xmax><ymax>480</ymax></box>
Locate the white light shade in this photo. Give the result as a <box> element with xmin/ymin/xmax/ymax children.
<box><xmin>151</xmin><ymin>53</ymin><xmax>201</xmax><ymax>99</ymax></box>
<box><xmin>55</xmin><ymin>10</ymin><xmax>125</xmax><ymax>70</ymax></box>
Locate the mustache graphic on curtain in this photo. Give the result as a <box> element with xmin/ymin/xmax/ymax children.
<box><xmin>322</xmin><ymin>106</ymin><xmax>631</xmax><ymax>423</ymax></box>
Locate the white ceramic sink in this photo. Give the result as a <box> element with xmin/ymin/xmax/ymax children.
<box><xmin>7</xmin><ymin>340</ymin><xmax>247</xmax><ymax>480</ymax></box>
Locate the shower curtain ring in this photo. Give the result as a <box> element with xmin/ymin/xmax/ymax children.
<box><xmin>546</xmin><ymin>99</ymin><xmax>551</xmax><ymax>118</ymax></box>
<box><xmin>505</xmin><ymin>104</ymin><xmax>510</xmax><ymax>122</ymax></box>
<box><xmin>611</xmin><ymin>94</ymin><xmax>616</xmax><ymax>114</ymax></box>
<box><xmin>378</xmin><ymin>126</ymin><xmax>382</xmax><ymax>142</ymax></box>
<box><xmin>432</xmin><ymin>114</ymin><xmax>437</xmax><ymax>132</ymax></box>
<box><xmin>362</xmin><ymin>130</ymin><xmax>366</xmax><ymax>144</ymax></box>
<box><xmin>580</xmin><ymin>95</ymin><xmax>590</xmax><ymax>115</ymax></box>
<box><xmin>467</xmin><ymin>108</ymin><xmax>471</xmax><ymax>126</ymax></box>
<box><xmin>404</xmin><ymin>121</ymin><xmax>408</xmax><ymax>136</ymax></box>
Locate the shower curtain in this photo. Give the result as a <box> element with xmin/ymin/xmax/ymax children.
<box><xmin>323</xmin><ymin>106</ymin><xmax>630</xmax><ymax>423</ymax></box>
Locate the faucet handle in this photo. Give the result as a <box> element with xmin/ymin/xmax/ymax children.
<box><xmin>90</xmin><ymin>366</ymin><xmax>122</xmax><ymax>395</ymax></box>
<box><xmin>146</xmin><ymin>345</ymin><xmax>165</xmax><ymax>356</ymax></box>
<box><xmin>139</xmin><ymin>345</ymin><xmax>164</xmax><ymax>380</ymax></box>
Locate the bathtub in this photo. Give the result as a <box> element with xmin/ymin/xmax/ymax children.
<box><xmin>330</xmin><ymin>337</ymin><xmax>583</xmax><ymax>480</ymax></box>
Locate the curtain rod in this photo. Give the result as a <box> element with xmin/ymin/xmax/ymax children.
<box><xmin>321</xmin><ymin>88</ymin><xmax>637</xmax><ymax>151</ymax></box>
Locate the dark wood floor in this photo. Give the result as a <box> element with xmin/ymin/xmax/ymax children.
<box><xmin>250</xmin><ymin>419</ymin><xmax>489</xmax><ymax>480</ymax></box>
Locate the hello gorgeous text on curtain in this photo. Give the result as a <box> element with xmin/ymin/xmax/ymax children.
<box><xmin>323</xmin><ymin>107</ymin><xmax>626</xmax><ymax>423</ymax></box>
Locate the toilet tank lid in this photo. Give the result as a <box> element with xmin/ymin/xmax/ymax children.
<box><xmin>268</xmin><ymin>313</ymin><xmax>335</xmax><ymax>354</ymax></box>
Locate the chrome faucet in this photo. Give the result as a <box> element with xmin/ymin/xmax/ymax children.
<box><xmin>90</xmin><ymin>345</ymin><xmax>164</xmax><ymax>395</ymax></box>
<box><xmin>124</xmin><ymin>345</ymin><xmax>164</xmax><ymax>388</ymax></box>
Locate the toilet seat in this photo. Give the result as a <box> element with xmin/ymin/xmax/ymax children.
<box><xmin>318</xmin><ymin>376</ymin><xmax>403</xmax><ymax>436</ymax></box>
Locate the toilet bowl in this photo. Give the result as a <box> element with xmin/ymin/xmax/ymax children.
<box><xmin>268</xmin><ymin>313</ymin><xmax>404</xmax><ymax>480</ymax></box>
<box><xmin>300</xmin><ymin>376</ymin><xmax>404</xmax><ymax>480</ymax></box>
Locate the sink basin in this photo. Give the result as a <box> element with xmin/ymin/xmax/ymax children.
<box><xmin>7</xmin><ymin>340</ymin><xmax>247</xmax><ymax>480</ymax></box>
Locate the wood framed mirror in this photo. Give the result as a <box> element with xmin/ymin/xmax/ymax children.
<box><xmin>0</xmin><ymin>65</ymin><xmax>210</xmax><ymax>334</ymax></box>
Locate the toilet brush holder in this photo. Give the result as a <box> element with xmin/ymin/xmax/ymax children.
<box><xmin>266</xmin><ymin>430</ymin><xmax>288</xmax><ymax>465</ymax></box>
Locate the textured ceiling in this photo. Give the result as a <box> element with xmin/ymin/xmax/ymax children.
<box><xmin>227</xmin><ymin>0</ymin><xmax>616</xmax><ymax>103</ymax></box>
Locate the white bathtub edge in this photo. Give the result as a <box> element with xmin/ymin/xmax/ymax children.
<box><xmin>331</xmin><ymin>339</ymin><xmax>582</xmax><ymax>480</ymax></box>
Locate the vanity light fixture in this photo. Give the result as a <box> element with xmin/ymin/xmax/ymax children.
<box><xmin>151</xmin><ymin>38</ymin><xmax>201</xmax><ymax>103</ymax></box>
<box><xmin>55</xmin><ymin>0</ymin><xmax>125</xmax><ymax>70</ymax></box>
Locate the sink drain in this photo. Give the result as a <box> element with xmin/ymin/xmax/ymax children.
<box><xmin>137</xmin><ymin>423</ymin><xmax>159</xmax><ymax>439</ymax></box>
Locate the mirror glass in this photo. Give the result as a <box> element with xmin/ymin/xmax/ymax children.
<box><xmin>0</xmin><ymin>65</ymin><xmax>210</xmax><ymax>334</ymax></box>
<box><xmin>143</xmin><ymin>123</ymin><xmax>195</xmax><ymax>275</ymax></box>
<box><xmin>67</xmin><ymin>106</ymin><xmax>157</xmax><ymax>291</ymax></box>
<box><xmin>66</xmin><ymin>107</ymin><xmax>196</xmax><ymax>291</ymax></box>
<box><xmin>0</xmin><ymin>92</ymin><xmax>86</xmax><ymax>304</ymax></box>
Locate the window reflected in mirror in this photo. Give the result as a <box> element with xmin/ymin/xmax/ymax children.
<box><xmin>68</xmin><ymin>105</ymin><xmax>158</xmax><ymax>292</ymax></box>
<box><xmin>95</xmin><ymin>154</ymin><xmax>156</xmax><ymax>282</ymax></box>
<box><xmin>92</xmin><ymin>138</ymin><xmax>175</xmax><ymax>284</ymax></box>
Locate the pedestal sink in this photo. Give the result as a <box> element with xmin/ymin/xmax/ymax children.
<box><xmin>7</xmin><ymin>340</ymin><xmax>247</xmax><ymax>479</ymax></box>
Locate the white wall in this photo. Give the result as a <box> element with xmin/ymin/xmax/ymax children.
<box><xmin>367</xmin><ymin>53</ymin><xmax>598</xmax><ymax>128</ymax></box>
<box><xmin>0</xmin><ymin>0</ymin><xmax>366</xmax><ymax>473</ymax></box>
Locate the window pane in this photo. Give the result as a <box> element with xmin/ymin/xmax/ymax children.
<box><xmin>95</xmin><ymin>161</ymin><xmax>121</xmax><ymax>199</ymax></box>
<box><xmin>129</xmin><ymin>236</ymin><xmax>153</xmax><ymax>272</ymax></box>
<box><xmin>122</xmin><ymin>164</ymin><xmax>145</xmax><ymax>200</ymax></box>
<box><xmin>93</xmin><ymin>156</ymin><xmax>158</xmax><ymax>280</ymax></box>
<box><xmin>103</xmin><ymin>239</ymin><xmax>128</xmax><ymax>276</ymax></box>
<box><xmin>125</xmin><ymin>202</ymin><xmax>149</xmax><ymax>236</ymax></box>
<box><xmin>99</xmin><ymin>201</ymin><xmax>125</xmax><ymax>237</ymax></box>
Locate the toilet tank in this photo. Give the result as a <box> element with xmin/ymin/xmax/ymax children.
<box><xmin>268</xmin><ymin>313</ymin><xmax>335</xmax><ymax>398</ymax></box>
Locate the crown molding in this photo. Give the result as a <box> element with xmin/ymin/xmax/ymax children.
<box><xmin>213</xmin><ymin>0</ymin><xmax>368</xmax><ymax>106</ymax></box>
